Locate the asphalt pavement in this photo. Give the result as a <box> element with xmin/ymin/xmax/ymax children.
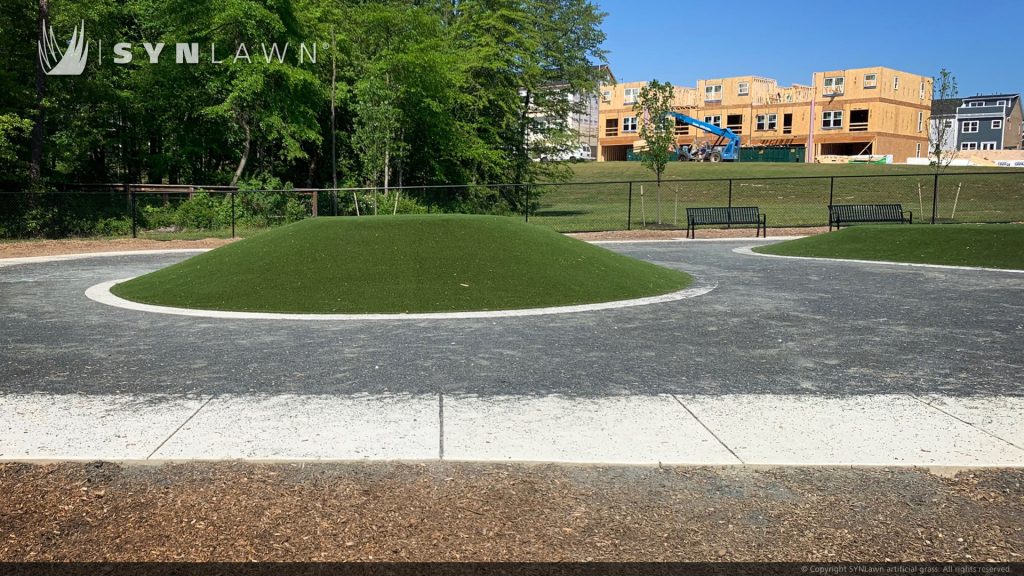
<box><xmin>1</xmin><ymin>241</ymin><xmax>1022</xmax><ymax>397</ymax></box>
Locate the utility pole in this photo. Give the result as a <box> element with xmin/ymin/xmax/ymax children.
<box><xmin>30</xmin><ymin>0</ymin><xmax>50</xmax><ymax>187</ymax></box>
<box><xmin>330</xmin><ymin>27</ymin><xmax>338</xmax><ymax>216</ymax></box>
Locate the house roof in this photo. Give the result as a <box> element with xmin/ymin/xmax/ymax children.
<box><xmin>595</xmin><ymin>64</ymin><xmax>616</xmax><ymax>85</ymax></box>
<box><xmin>961</xmin><ymin>93</ymin><xmax>1019</xmax><ymax>101</ymax></box>
<box><xmin>956</xmin><ymin>93</ymin><xmax>1022</xmax><ymax>119</ymax></box>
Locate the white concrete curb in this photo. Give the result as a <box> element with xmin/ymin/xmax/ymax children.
<box><xmin>733</xmin><ymin>246</ymin><xmax>1024</xmax><ymax>274</ymax></box>
<box><xmin>86</xmin><ymin>278</ymin><xmax>716</xmax><ymax>320</ymax></box>
<box><xmin>2</xmin><ymin>393</ymin><xmax>1022</xmax><ymax>466</ymax></box>
<box><xmin>590</xmin><ymin>236</ymin><xmax>806</xmax><ymax>245</ymax></box>
<box><xmin>0</xmin><ymin>249</ymin><xmax>211</xmax><ymax>268</ymax></box>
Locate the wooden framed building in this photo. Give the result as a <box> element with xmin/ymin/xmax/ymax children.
<box><xmin>597</xmin><ymin>67</ymin><xmax>933</xmax><ymax>163</ymax></box>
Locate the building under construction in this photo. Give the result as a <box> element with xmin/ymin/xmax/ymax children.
<box><xmin>598</xmin><ymin>67</ymin><xmax>933</xmax><ymax>163</ymax></box>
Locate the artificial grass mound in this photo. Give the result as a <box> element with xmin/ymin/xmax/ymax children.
<box><xmin>112</xmin><ymin>215</ymin><xmax>692</xmax><ymax>314</ymax></box>
<box><xmin>754</xmin><ymin>224</ymin><xmax>1024</xmax><ymax>270</ymax></box>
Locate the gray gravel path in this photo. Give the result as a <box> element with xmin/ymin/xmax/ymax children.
<box><xmin>1</xmin><ymin>241</ymin><xmax>1021</xmax><ymax>397</ymax></box>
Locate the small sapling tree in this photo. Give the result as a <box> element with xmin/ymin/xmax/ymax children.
<box><xmin>634</xmin><ymin>79</ymin><xmax>676</xmax><ymax>224</ymax></box>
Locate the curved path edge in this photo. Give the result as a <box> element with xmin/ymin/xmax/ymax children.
<box><xmin>733</xmin><ymin>246</ymin><xmax>1024</xmax><ymax>274</ymax></box>
<box><xmin>86</xmin><ymin>278</ymin><xmax>717</xmax><ymax>321</ymax></box>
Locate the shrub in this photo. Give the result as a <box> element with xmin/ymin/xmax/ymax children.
<box><xmin>174</xmin><ymin>193</ymin><xmax>224</xmax><ymax>230</ymax></box>
<box><xmin>140</xmin><ymin>204</ymin><xmax>177</xmax><ymax>229</ymax></box>
<box><xmin>350</xmin><ymin>191</ymin><xmax>429</xmax><ymax>216</ymax></box>
<box><xmin>94</xmin><ymin>217</ymin><xmax>133</xmax><ymax>236</ymax></box>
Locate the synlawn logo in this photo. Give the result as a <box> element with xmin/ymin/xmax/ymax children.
<box><xmin>38</xmin><ymin>20</ymin><xmax>89</xmax><ymax>76</ymax></box>
<box><xmin>37</xmin><ymin>19</ymin><xmax>320</xmax><ymax>77</ymax></box>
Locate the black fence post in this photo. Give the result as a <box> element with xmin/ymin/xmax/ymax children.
<box><xmin>127</xmin><ymin>183</ymin><xmax>137</xmax><ymax>239</ymax></box>
<box><xmin>829</xmin><ymin>176</ymin><xmax>835</xmax><ymax>206</ymax></box>
<box><xmin>524</xmin><ymin>184</ymin><xmax>530</xmax><ymax>223</ymax></box>
<box><xmin>727</xmin><ymin>179</ymin><xmax>733</xmax><ymax>229</ymax></box>
<box><xmin>931</xmin><ymin>173</ymin><xmax>939</xmax><ymax>224</ymax></box>
<box><xmin>627</xmin><ymin>182</ymin><xmax>633</xmax><ymax>230</ymax></box>
<box><xmin>231</xmin><ymin>191</ymin><xmax>236</xmax><ymax>238</ymax></box>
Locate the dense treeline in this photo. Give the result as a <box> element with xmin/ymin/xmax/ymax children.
<box><xmin>0</xmin><ymin>0</ymin><xmax>606</xmax><ymax>213</ymax></box>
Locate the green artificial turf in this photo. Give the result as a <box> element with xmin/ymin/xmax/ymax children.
<box><xmin>112</xmin><ymin>215</ymin><xmax>692</xmax><ymax>313</ymax></box>
<box><xmin>754</xmin><ymin>224</ymin><xmax>1024</xmax><ymax>269</ymax></box>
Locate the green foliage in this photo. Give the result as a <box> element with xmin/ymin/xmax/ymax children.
<box><xmin>0</xmin><ymin>114</ymin><xmax>32</xmax><ymax>163</ymax></box>
<box><xmin>350</xmin><ymin>191</ymin><xmax>429</xmax><ymax>216</ymax></box>
<box><xmin>352</xmin><ymin>74</ymin><xmax>402</xmax><ymax>188</ymax></box>
<box><xmin>94</xmin><ymin>217</ymin><xmax>134</xmax><ymax>236</ymax></box>
<box><xmin>140</xmin><ymin>204</ymin><xmax>178</xmax><ymax>229</ymax></box>
<box><xmin>3</xmin><ymin>0</ymin><xmax>608</xmax><ymax>227</ymax></box>
<box><xmin>174</xmin><ymin>193</ymin><xmax>225</xmax><ymax>229</ymax></box>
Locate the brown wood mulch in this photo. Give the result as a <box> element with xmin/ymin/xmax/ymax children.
<box><xmin>1</xmin><ymin>462</ymin><xmax>1020</xmax><ymax>562</ymax></box>
<box><xmin>0</xmin><ymin>238</ymin><xmax>237</xmax><ymax>259</ymax></box>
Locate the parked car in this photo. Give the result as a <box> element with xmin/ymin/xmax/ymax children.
<box><xmin>539</xmin><ymin>144</ymin><xmax>595</xmax><ymax>163</ymax></box>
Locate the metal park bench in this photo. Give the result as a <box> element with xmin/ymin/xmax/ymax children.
<box><xmin>686</xmin><ymin>206</ymin><xmax>767</xmax><ymax>239</ymax></box>
<box><xmin>828</xmin><ymin>204</ymin><xmax>912</xmax><ymax>231</ymax></box>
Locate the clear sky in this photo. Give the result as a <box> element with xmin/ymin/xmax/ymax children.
<box><xmin>594</xmin><ymin>0</ymin><xmax>1023</xmax><ymax>98</ymax></box>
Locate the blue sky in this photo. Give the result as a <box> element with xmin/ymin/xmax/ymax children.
<box><xmin>594</xmin><ymin>0</ymin><xmax>1023</xmax><ymax>98</ymax></box>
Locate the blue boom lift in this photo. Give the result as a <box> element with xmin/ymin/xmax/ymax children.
<box><xmin>668</xmin><ymin>111</ymin><xmax>741</xmax><ymax>162</ymax></box>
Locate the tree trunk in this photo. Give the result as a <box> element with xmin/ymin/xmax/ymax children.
<box><xmin>330</xmin><ymin>27</ymin><xmax>338</xmax><ymax>198</ymax></box>
<box><xmin>30</xmin><ymin>0</ymin><xmax>49</xmax><ymax>187</ymax></box>
<box><xmin>383</xmin><ymin>144</ymin><xmax>390</xmax><ymax>196</ymax></box>
<box><xmin>397</xmin><ymin>127</ymin><xmax>404</xmax><ymax>188</ymax></box>
<box><xmin>230</xmin><ymin>117</ymin><xmax>251</xmax><ymax>187</ymax></box>
<box><xmin>656</xmin><ymin>172</ymin><xmax>662</xmax><ymax>225</ymax></box>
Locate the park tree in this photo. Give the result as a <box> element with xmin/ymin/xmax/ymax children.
<box><xmin>1</xmin><ymin>0</ymin><xmax>607</xmax><ymax>216</ymax></box>
<box><xmin>451</xmin><ymin>0</ymin><xmax>607</xmax><ymax>208</ymax></box>
<box><xmin>930</xmin><ymin>69</ymin><xmax>959</xmax><ymax>172</ymax></box>
<box><xmin>352</xmin><ymin>74</ymin><xmax>402</xmax><ymax>212</ymax></box>
<box><xmin>633</xmin><ymin>79</ymin><xmax>676</xmax><ymax>224</ymax></box>
<box><xmin>187</xmin><ymin>0</ymin><xmax>324</xmax><ymax>187</ymax></box>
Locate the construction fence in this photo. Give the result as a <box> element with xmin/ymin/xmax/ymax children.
<box><xmin>1</xmin><ymin>172</ymin><xmax>1022</xmax><ymax>239</ymax></box>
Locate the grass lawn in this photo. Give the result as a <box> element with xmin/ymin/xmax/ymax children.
<box><xmin>112</xmin><ymin>215</ymin><xmax>692</xmax><ymax>313</ymax></box>
<box><xmin>527</xmin><ymin>163</ymin><xmax>1024</xmax><ymax>232</ymax></box>
<box><xmin>753</xmin><ymin>224</ymin><xmax>1024</xmax><ymax>269</ymax></box>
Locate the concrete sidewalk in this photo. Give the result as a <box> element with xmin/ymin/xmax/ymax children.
<box><xmin>3</xmin><ymin>393</ymin><xmax>1022</xmax><ymax>467</ymax></box>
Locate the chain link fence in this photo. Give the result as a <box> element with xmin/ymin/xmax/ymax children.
<box><xmin>1</xmin><ymin>172</ymin><xmax>1022</xmax><ymax>239</ymax></box>
<box><xmin>529</xmin><ymin>172</ymin><xmax>1024</xmax><ymax>232</ymax></box>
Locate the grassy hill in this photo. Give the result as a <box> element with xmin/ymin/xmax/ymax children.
<box><xmin>112</xmin><ymin>215</ymin><xmax>692</xmax><ymax>313</ymax></box>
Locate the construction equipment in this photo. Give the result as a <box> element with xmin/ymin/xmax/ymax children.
<box><xmin>668</xmin><ymin>111</ymin><xmax>741</xmax><ymax>162</ymax></box>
